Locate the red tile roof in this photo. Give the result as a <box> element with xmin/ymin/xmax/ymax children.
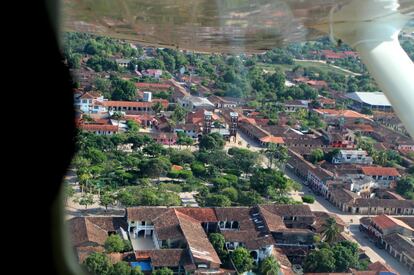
<box><xmin>306</xmin><ymin>80</ymin><xmax>328</xmax><ymax>87</ymax></box>
<box><xmin>125</xmin><ymin>114</ymin><xmax>156</xmax><ymax>123</ymax></box>
<box><xmin>343</xmin><ymin>51</ymin><xmax>358</xmax><ymax>57</ymax></box>
<box><xmin>361</xmin><ymin>166</ymin><xmax>400</xmax><ymax>177</ymax></box>
<box><xmin>318</xmin><ymin>97</ymin><xmax>336</xmax><ymax>105</ymax></box>
<box><xmin>347</xmin><ymin>124</ymin><xmax>374</xmax><ymax>132</ymax></box>
<box><xmin>259</xmin><ymin>136</ymin><xmax>285</xmax><ymax>144</ymax></box>
<box><xmin>255</xmin><ymin>118</ymin><xmax>270</xmax><ymax>125</ymax></box>
<box><xmin>135</xmin><ymin>82</ymin><xmax>171</xmax><ymax>90</ymax></box>
<box><xmin>171</xmin><ymin>165</ymin><xmax>183</xmax><ymax>171</ymax></box>
<box><xmin>186</xmin><ymin>109</ymin><xmax>219</xmax><ymax>124</ymax></box>
<box><xmin>368</xmin><ymin>261</ymin><xmax>397</xmax><ymax>273</ymax></box>
<box><xmin>372</xmin><ymin>214</ymin><xmax>413</xmax><ymax>231</ymax></box>
<box><xmin>314</xmin><ymin>109</ymin><xmax>371</xmax><ymax>119</ymax></box>
<box><xmin>176</xmin><ymin>211</ymin><xmax>222</xmax><ymax>265</ymax></box>
<box><xmin>240</xmin><ymin>117</ymin><xmax>256</xmax><ymax>124</ymax></box>
<box><xmin>176</xmin><ymin>208</ymin><xmax>218</xmax><ymax>222</ymax></box>
<box><xmin>103</xmin><ymin>99</ymin><xmax>168</xmax><ymax>109</ymax></box>
<box><xmin>321</xmin><ymin>50</ymin><xmax>346</xmax><ymax>59</ymax></box>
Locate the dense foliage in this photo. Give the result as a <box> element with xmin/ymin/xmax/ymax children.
<box><xmin>304</xmin><ymin>241</ymin><xmax>366</xmax><ymax>273</ymax></box>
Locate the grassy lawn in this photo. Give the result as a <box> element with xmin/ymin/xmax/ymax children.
<box><xmin>258</xmin><ymin>61</ymin><xmax>352</xmax><ymax>76</ymax></box>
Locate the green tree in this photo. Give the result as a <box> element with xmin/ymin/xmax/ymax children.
<box><xmin>152</xmin><ymin>267</ymin><xmax>174</xmax><ymax>275</ymax></box>
<box><xmin>199</xmin><ymin>133</ymin><xmax>225</xmax><ymax>151</ymax></box>
<box><xmin>112</xmin><ymin>262</ymin><xmax>132</xmax><ymax>275</ymax></box>
<box><xmin>209</xmin><ymin>233</ymin><xmax>227</xmax><ymax>258</ymax></box>
<box><xmin>94</xmin><ymin>78</ymin><xmax>112</xmax><ymax>98</ymax></box>
<box><xmin>78</xmin><ymin>193</ymin><xmax>94</xmax><ymax>209</ymax></box>
<box><xmin>373</xmin><ymin>150</ymin><xmax>388</xmax><ymax>166</ymax></box>
<box><xmin>104</xmin><ymin>234</ymin><xmax>125</xmax><ymax>253</ymax></box>
<box><xmin>126</xmin><ymin>120</ymin><xmax>140</xmax><ymax>132</ymax></box>
<box><xmin>140</xmin><ymin>158</ymin><xmax>171</xmax><ymax>178</ymax></box>
<box><xmin>176</xmin><ymin>132</ymin><xmax>194</xmax><ymax>148</ymax></box>
<box><xmin>310</xmin><ymin>148</ymin><xmax>325</xmax><ymax>163</ymax></box>
<box><xmin>250</xmin><ymin>168</ymin><xmax>289</xmax><ymax>197</ymax></box>
<box><xmin>332</xmin><ymin>242</ymin><xmax>359</xmax><ymax>272</ymax></box>
<box><xmin>266</xmin><ymin>69</ymin><xmax>286</xmax><ymax>93</ymax></box>
<box><xmin>302</xmin><ymin>195</ymin><xmax>315</xmax><ymax>204</ymax></box>
<box><xmin>228</xmin><ymin>147</ymin><xmax>259</xmax><ymax>174</ymax></box>
<box><xmin>205</xmin><ymin>194</ymin><xmax>231</xmax><ymax>207</ymax></box>
<box><xmin>396</xmin><ymin>176</ymin><xmax>414</xmax><ymax>199</ymax></box>
<box><xmin>264</xmin><ymin>144</ymin><xmax>289</xmax><ymax>168</ymax></box>
<box><xmin>111</xmin><ymin>78</ymin><xmax>137</xmax><ymax>101</ymax></box>
<box><xmin>111</xmin><ymin>111</ymin><xmax>125</xmax><ymax>131</ymax></box>
<box><xmin>222</xmin><ymin>187</ymin><xmax>239</xmax><ymax>202</ymax></box>
<box><xmin>191</xmin><ymin>162</ymin><xmax>206</xmax><ymax>177</ymax></box>
<box><xmin>171</xmin><ymin>105</ymin><xmax>187</xmax><ymax>123</ymax></box>
<box><xmin>143</xmin><ymin>143</ymin><xmax>165</xmax><ymax>157</ymax></box>
<box><xmin>238</xmin><ymin>191</ymin><xmax>264</xmax><ymax>206</ymax></box>
<box><xmin>83</xmin><ymin>252</ymin><xmax>113</xmax><ymax>275</ymax></box>
<box><xmin>260</xmin><ymin>256</ymin><xmax>280</xmax><ymax>275</ymax></box>
<box><xmin>100</xmin><ymin>192</ymin><xmax>116</xmax><ymax>211</ymax></box>
<box><xmin>123</xmin><ymin>239</ymin><xmax>133</xmax><ymax>252</ymax></box>
<box><xmin>322</xmin><ymin>217</ymin><xmax>341</xmax><ymax>243</ymax></box>
<box><xmin>304</xmin><ymin>248</ymin><xmax>336</xmax><ymax>273</ymax></box>
<box><xmin>170</xmin><ymin>150</ymin><xmax>195</xmax><ymax>165</ymax></box>
<box><xmin>152</xmin><ymin>102</ymin><xmax>164</xmax><ymax>115</ymax></box>
<box><xmin>131</xmin><ymin>267</ymin><xmax>144</xmax><ymax>275</ymax></box>
<box><xmin>231</xmin><ymin>247</ymin><xmax>254</xmax><ymax>273</ymax></box>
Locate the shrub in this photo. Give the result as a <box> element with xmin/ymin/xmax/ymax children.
<box><xmin>302</xmin><ymin>195</ymin><xmax>315</xmax><ymax>204</ymax></box>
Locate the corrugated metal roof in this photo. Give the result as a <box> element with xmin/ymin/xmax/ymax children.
<box><xmin>346</xmin><ymin>92</ymin><xmax>391</xmax><ymax>106</ymax></box>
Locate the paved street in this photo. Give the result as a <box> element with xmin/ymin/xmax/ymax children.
<box><xmin>284</xmin><ymin>163</ymin><xmax>411</xmax><ymax>274</ymax></box>
<box><xmin>233</xmin><ymin>132</ymin><xmax>412</xmax><ymax>274</ymax></box>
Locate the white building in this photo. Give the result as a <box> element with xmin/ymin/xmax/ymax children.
<box><xmin>346</xmin><ymin>92</ymin><xmax>393</xmax><ymax>112</ymax></box>
<box><xmin>340</xmin><ymin>174</ymin><xmax>376</xmax><ymax>194</ymax></box>
<box><xmin>74</xmin><ymin>92</ymin><xmax>107</xmax><ymax>114</ymax></box>
<box><xmin>332</xmin><ymin>149</ymin><xmax>373</xmax><ymax>165</ymax></box>
<box><xmin>178</xmin><ymin>95</ymin><xmax>215</xmax><ymax>110</ymax></box>
<box><xmin>143</xmin><ymin>91</ymin><xmax>152</xmax><ymax>102</ymax></box>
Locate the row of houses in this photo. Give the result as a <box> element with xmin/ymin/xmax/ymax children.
<box><xmin>286</xmin><ymin>148</ymin><xmax>414</xmax><ymax>215</ymax></box>
<box><xmin>69</xmin><ymin>204</ymin><xmax>354</xmax><ymax>274</ymax></box>
<box><xmin>360</xmin><ymin>214</ymin><xmax>414</xmax><ymax>272</ymax></box>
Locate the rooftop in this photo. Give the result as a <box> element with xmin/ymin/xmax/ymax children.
<box><xmin>259</xmin><ymin>135</ymin><xmax>285</xmax><ymax>144</ymax></box>
<box><xmin>346</xmin><ymin>92</ymin><xmax>391</xmax><ymax>107</ymax></box>
<box><xmin>314</xmin><ymin>109</ymin><xmax>371</xmax><ymax>120</ymax></box>
<box><xmin>360</xmin><ymin>166</ymin><xmax>400</xmax><ymax>177</ymax></box>
<box><xmin>371</xmin><ymin>214</ymin><xmax>414</xmax><ymax>231</ymax></box>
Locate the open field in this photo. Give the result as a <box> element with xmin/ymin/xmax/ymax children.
<box><xmin>258</xmin><ymin>60</ymin><xmax>356</xmax><ymax>76</ymax></box>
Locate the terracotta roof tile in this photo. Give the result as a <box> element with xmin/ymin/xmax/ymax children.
<box><xmin>104</xmin><ymin>99</ymin><xmax>169</xmax><ymax>109</ymax></box>
<box><xmin>361</xmin><ymin>166</ymin><xmax>400</xmax><ymax>177</ymax></box>
<box><xmin>176</xmin><ymin>208</ymin><xmax>218</xmax><ymax>222</ymax></box>
<box><xmin>372</xmin><ymin>214</ymin><xmax>413</xmax><ymax>231</ymax></box>
<box><xmin>259</xmin><ymin>136</ymin><xmax>285</xmax><ymax>144</ymax></box>
<box><xmin>135</xmin><ymin>82</ymin><xmax>171</xmax><ymax>90</ymax></box>
<box><xmin>368</xmin><ymin>261</ymin><xmax>397</xmax><ymax>273</ymax></box>
<box><xmin>135</xmin><ymin>249</ymin><xmax>193</xmax><ymax>268</ymax></box>
<box><xmin>176</xmin><ymin>211</ymin><xmax>221</xmax><ymax>265</ymax></box>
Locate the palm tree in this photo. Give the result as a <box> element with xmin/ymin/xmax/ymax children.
<box><xmin>265</xmin><ymin>144</ymin><xmax>289</xmax><ymax>169</ymax></box>
<box><xmin>321</xmin><ymin>217</ymin><xmax>340</xmax><ymax>243</ymax></box>
<box><xmin>260</xmin><ymin>256</ymin><xmax>280</xmax><ymax>275</ymax></box>
<box><xmin>152</xmin><ymin>102</ymin><xmax>164</xmax><ymax>115</ymax></box>
<box><xmin>111</xmin><ymin>111</ymin><xmax>124</xmax><ymax>131</ymax></box>
<box><xmin>373</xmin><ymin>150</ymin><xmax>387</xmax><ymax>166</ymax></box>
